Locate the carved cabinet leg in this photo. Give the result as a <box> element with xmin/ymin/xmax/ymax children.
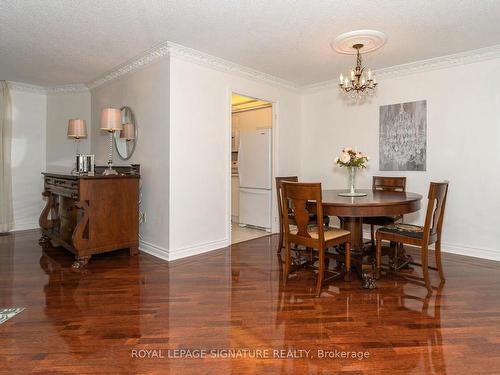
<box><xmin>39</xmin><ymin>191</ymin><xmax>54</xmax><ymax>230</ymax></box>
<box><xmin>39</xmin><ymin>234</ymin><xmax>51</xmax><ymax>247</ymax></box>
<box><xmin>72</xmin><ymin>255</ymin><xmax>91</xmax><ymax>270</ymax></box>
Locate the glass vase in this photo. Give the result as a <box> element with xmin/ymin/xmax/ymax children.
<box><xmin>338</xmin><ymin>166</ymin><xmax>367</xmax><ymax>197</ymax></box>
<box><xmin>348</xmin><ymin>166</ymin><xmax>357</xmax><ymax>195</ymax></box>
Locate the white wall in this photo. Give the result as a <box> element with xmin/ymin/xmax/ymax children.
<box><xmin>11</xmin><ymin>45</ymin><xmax>496</xmax><ymax>263</ymax></box>
<box><xmin>10</xmin><ymin>89</ymin><xmax>47</xmax><ymax>230</ymax></box>
<box><xmin>169</xmin><ymin>56</ymin><xmax>302</xmax><ymax>260</ymax></box>
<box><xmin>301</xmin><ymin>58</ymin><xmax>500</xmax><ymax>261</ymax></box>
<box><xmin>91</xmin><ymin>58</ymin><xmax>170</xmax><ymax>256</ymax></box>
<box><xmin>46</xmin><ymin>91</ymin><xmax>91</xmax><ymax>169</ymax></box>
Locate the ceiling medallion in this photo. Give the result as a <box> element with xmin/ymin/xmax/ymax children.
<box><xmin>332</xmin><ymin>30</ymin><xmax>387</xmax><ymax>99</ymax></box>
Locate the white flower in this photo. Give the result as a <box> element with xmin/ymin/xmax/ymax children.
<box><xmin>340</xmin><ymin>152</ymin><xmax>350</xmax><ymax>163</ymax></box>
<box><xmin>334</xmin><ymin>157</ymin><xmax>340</xmax><ymax>163</ymax></box>
<box><xmin>366</xmin><ymin>156</ymin><xmax>371</xmax><ymax>161</ymax></box>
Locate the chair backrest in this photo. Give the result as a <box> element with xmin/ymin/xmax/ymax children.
<box><xmin>423</xmin><ymin>182</ymin><xmax>449</xmax><ymax>241</ymax></box>
<box><xmin>373</xmin><ymin>176</ymin><xmax>407</xmax><ymax>192</ymax></box>
<box><xmin>276</xmin><ymin>176</ymin><xmax>298</xmax><ymax>232</ymax></box>
<box><xmin>282</xmin><ymin>182</ymin><xmax>325</xmax><ymax>247</ymax></box>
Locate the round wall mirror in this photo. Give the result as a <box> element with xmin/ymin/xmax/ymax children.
<box><xmin>114</xmin><ymin>106</ymin><xmax>137</xmax><ymax>160</ymax></box>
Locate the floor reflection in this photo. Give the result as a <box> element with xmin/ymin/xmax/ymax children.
<box><xmin>229</xmin><ymin>244</ymin><xmax>447</xmax><ymax>374</ymax></box>
<box><xmin>35</xmin><ymin>245</ymin><xmax>144</xmax><ymax>372</ymax></box>
<box><xmin>2</xmin><ymin>230</ymin><xmax>500</xmax><ymax>374</ymax></box>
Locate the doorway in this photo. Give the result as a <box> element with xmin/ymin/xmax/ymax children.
<box><xmin>230</xmin><ymin>93</ymin><xmax>273</xmax><ymax>244</ymax></box>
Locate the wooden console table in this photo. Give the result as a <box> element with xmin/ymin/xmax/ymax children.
<box><xmin>39</xmin><ymin>166</ymin><xmax>140</xmax><ymax>268</ymax></box>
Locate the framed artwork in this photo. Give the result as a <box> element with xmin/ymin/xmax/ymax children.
<box><xmin>379</xmin><ymin>100</ymin><xmax>427</xmax><ymax>171</ymax></box>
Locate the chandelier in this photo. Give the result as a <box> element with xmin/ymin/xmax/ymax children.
<box><xmin>338</xmin><ymin>44</ymin><xmax>377</xmax><ymax>98</ymax></box>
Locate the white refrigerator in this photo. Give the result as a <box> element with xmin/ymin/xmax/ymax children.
<box><xmin>238</xmin><ymin>129</ymin><xmax>272</xmax><ymax>231</ymax></box>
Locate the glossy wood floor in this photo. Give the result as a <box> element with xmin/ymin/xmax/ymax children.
<box><xmin>1</xmin><ymin>230</ymin><xmax>500</xmax><ymax>374</ymax></box>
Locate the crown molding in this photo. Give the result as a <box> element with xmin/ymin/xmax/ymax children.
<box><xmin>87</xmin><ymin>40</ymin><xmax>299</xmax><ymax>91</ymax></box>
<box><xmin>304</xmin><ymin>44</ymin><xmax>500</xmax><ymax>92</ymax></box>
<box><xmin>376</xmin><ymin>44</ymin><xmax>500</xmax><ymax>78</ymax></box>
<box><xmin>8</xmin><ymin>81</ymin><xmax>47</xmax><ymax>94</ymax></box>
<box><xmin>166</xmin><ymin>41</ymin><xmax>300</xmax><ymax>91</ymax></box>
<box><xmin>45</xmin><ymin>84</ymin><xmax>89</xmax><ymax>94</ymax></box>
<box><xmin>8</xmin><ymin>81</ymin><xmax>89</xmax><ymax>94</ymax></box>
<box><xmin>9</xmin><ymin>43</ymin><xmax>500</xmax><ymax>95</ymax></box>
<box><xmin>86</xmin><ymin>42</ymin><xmax>170</xmax><ymax>89</ymax></box>
<box><xmin>9</xmin><ymin>38</ymin><xmax>300</xmax><ymax>93</ymax></box>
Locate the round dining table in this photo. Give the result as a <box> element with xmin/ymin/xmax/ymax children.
<box><xmin>321</xmin><ymin>189</ymin><xmax>423</xmax><ymax>250</ymax></box>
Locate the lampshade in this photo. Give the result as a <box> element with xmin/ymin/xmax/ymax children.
<box><xmin>67</xmin><ymin>119</ymin><xmax>87</xmax><ymax>139</ymax></box>
<box><xmin>120</xmin><ymin>123</ymin><xmax>135</xmax><ymax>140</ymax></box>
<box><xmin>100</xmin><ymin>108</ymin><xmax>123</xmax><ymax>131</ymax></box>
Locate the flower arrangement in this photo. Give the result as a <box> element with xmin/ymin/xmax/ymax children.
<box><xmin>334</xmin><ymin>147</ymin><xmax>370</xmax><ymax>168</ymax></box>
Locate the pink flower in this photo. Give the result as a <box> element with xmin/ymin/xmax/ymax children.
<box><xmin>340</xmin><ymin>152</ymin><xmax>350</xmax><ymax>163</ymax></box>
<box><xmin>355</xmin><ymin>152</ymin><xmax>363</xmax><ymax>159</ymax></box>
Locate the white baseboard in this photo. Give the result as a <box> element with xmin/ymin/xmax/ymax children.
<box><xmin>438</xmin><ymin>242</ymin><xmax>500</xmax><ymax>262</ymax></box>
<box><xmin>145</xmin><ymin>231</ymin><xmax>499</xmax><ymax>263</ymax></box>
<box><xmin>139</xmin><ymin>239</ymin><xmax>169</xmax><ymax>261</ymax></box>
<box><xmin>362</xmin><ymin>230</ymin><xmax>500</xmax><ymax>262</ymax></box>
<box><xmin>13</xmin><ymin>222</ymin><xmax>39</xmax><ymax>231</ymax></box>
<box><xmin>140</xmin><ymin>237</ymin><xmax>230</xmax><ymax>262</ymax></box>
<box><xmin>168</xmin><ymin>238</ymin><xmax>230</xmax><ymax>261</ymax></box>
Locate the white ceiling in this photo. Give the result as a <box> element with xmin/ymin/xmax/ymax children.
<box><xmin>1</xmin><ymin>0</ymin><xmax>500</xmax><ymax>87</ymax></box>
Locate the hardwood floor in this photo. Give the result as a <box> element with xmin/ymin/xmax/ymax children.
<box><xmin>1</xmin><ymin>229</ymin><xmax>500</xmax><ymax>374</ymax></box>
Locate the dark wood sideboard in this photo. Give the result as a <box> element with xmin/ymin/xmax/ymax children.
<box><xmin>39</xmin><ymin>165</ymin><xmax>140</xmax><ymax>269</ymax></box>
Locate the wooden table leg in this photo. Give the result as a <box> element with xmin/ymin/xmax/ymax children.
<box><xmin>341</xmin><ymin>217</ymin><xmax>363</xmax><ymax>250</ymax></box>
<box><xmin>341</xmin><ymin>216</ymin><xmax>377</xmax><ymax>289</ymax></box>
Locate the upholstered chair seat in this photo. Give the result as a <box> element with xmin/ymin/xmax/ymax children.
<box><xmin>377</xmin><ymin>223</ymin><xmax>425</xmax><ymax>240</ymax></box>
<box><xmin>290</xmin><ymin>225</ymin><xmax>350</xmax><ymax>241</ymax></box>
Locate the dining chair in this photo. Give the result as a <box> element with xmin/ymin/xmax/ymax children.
<box><xmin>364</xmin><ymin>176</ymin><xmax>407</xmax><ymax>246</ymax></box>
<box><xmin>275</xmin><ymin>176</ymin><xmax>330</xmax><ymax>253</ymax></box>
<box><xmin>282</xmin><ymin>182</ymin><xmax>351</xmax><ymax>297</ymax></box>
<box><xmin>375</xmin><ymin>181</ymin><xmax>449</xmax><ymax>291</ymax></box>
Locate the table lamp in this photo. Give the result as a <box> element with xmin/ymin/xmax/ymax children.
<box><xmin>67</xmin><ymin>119</ymin><xmax>87</xmax><ymax>174</ymax></box>
<box><xmin>100</xmin><ymin>108</ymin><xmax>123</xmax><ymax>175</ymax></box>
